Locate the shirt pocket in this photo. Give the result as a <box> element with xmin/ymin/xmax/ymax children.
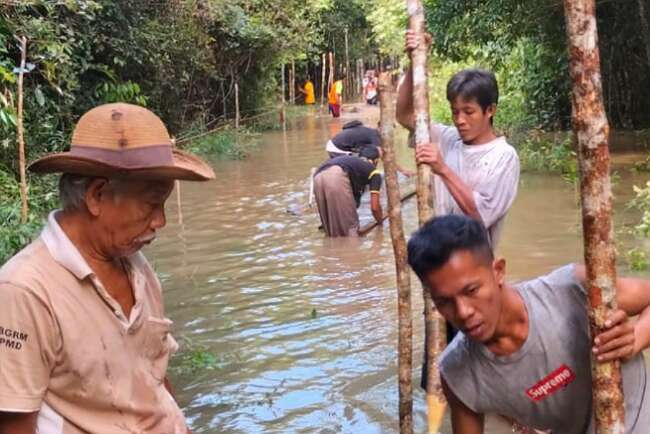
<box><xmin>140</xmin><ymin>316</ymin><xmax>175</xmax><ymax>383</ymax></box>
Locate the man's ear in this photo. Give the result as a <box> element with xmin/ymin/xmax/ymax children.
<box><xmin>486</xmin><ymin>103</ymin><xmax>497</xmax><ymax>120</ymax></box>
<box><xmin>493</xmin><ymin>257</ymin><xmax>506</xmax><ymax>287</ymax></box>
<box><xmin>85</xmin><ymin>178</ymin><xmax>109</xmax><ymax>217</ymax></box>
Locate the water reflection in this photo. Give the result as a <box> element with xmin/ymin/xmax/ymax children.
<box><xmin>148</xmin><ymin>108</ymin><xmax>650</xmax><ymax>433</ymax></box>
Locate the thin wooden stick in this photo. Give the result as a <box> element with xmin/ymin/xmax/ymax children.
<box><xmin>357</xmin><ymin>190</ymin><xmax>416</xmax><ymax>236</ymax></box>
<box><xmin>234</xmin><ymin>81</ymin><xmax>240</xmax><ymax>129</ymax></box>
<box><xmin>16</xmin><ymin>35</ymin><xmax>28</xmax><ymax>224</ymax></box>
<box><xmin>379</xmin><ymin>72</ymin><xmax>413</xmax><ymax>434</ymax></box>
<box><xmin>321</xmin><ymin>53</ymin><xmax>326</xmax><ymax>111</ymax></box>
<box><xmin>405</xmin><ymin>1</ymin><xmax>447</xmax><ymax>432</ymax></box>
<box><xmin>564</xmin><ymin>1</ymin><xmax>625</xmax><ymax>432</ymax></box>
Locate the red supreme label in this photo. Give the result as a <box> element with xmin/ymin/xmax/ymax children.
<box><xmin>526</xmin><ymin>364</ymin><xmax>576</xmax><ymax>402</ymax></box>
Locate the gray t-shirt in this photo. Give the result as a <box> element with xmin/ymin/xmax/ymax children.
<box><xmin>432</xmin><ymin>124</ymin><xmax>520</xmax><ymax>249</ymax></box>
<box><xmin>439</xmin><ymin>265</ymin><xmax>649</xmax><ymax>433</ymax></box>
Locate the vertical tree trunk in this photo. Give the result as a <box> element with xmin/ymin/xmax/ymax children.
<box><xmin>379</xmin><ymin>72</ymin><xmax>413</xmax><ymax>434</ymax></box>
<box><xmin>405</xmin><ymin>1</ymin><xmax>447</xmax><ymax>433</ymax></box>
<box><xmin>344</xmin><ymin>27</ymin><xmax>350</xmax><ymax>100</ymax></box>
<box><xmin>321</xmin><ymin>53</ymin><xmax>326</xmax><ymax>109</ymax></box>
<box><xmin>564</xmin><ymin>1</ymin><xmax>625</xmax><ymax>433</ymax></box>
<box><xmin>328</xmin><ymin>51</ymin><xmax>334</xmax><ymax>103</ymax></box>
<box><xmin>290</xmin><ymin>60</ymin><xmax>296</xmax><ymax>104</ymax></box>
<box><xmin>357</xmin><ymin>59</ymin><xmax>363</xmax><ymax>96</ymax></box>
<box><xmin>16</xmin><ymin>36</ymin><xmax>28</xmax><ymax>224</ymax></box>
<box><xmin>234</xmin><ymin>80</ymin><xmax>240</xmax><ymax>129</ymax></box>
<box><xmin>638</xmin><ymin>0</ymin><xmax>650</xmax><ymax>71</ymax></box>
<box><xmin>280</xmin><ymin>65</ymin><xmax>286</xmax><ymax>127</ymax></box>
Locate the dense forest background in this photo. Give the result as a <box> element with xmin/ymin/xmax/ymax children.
<box><xmin>1</xmin><ymin>0</ymin><xmax>649</xmax><ymax>261</ymax></box>
<box><xmin>1</xmin><ymin>0</ymin><xmax>649</xmax><ymax>170</ymax></box>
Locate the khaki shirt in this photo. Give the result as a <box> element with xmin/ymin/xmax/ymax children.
<box><xmin>0</xmin><ymin>212</ymin><xmax>187</xmax><ymax>433</ymax></box>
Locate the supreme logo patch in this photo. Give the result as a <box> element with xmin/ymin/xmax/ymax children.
<box><xmin>526</xmin><ymin>364</ymin><xmax>576</xmax><ymax>402</ymax></box>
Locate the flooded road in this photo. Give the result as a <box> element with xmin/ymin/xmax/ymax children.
<box><xmin>147</xmin><ymin>106</ymin><xmax>650</xmax><ymax>433</ymax></box>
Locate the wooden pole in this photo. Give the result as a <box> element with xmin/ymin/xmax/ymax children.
<box><xmin>290</xmin><ymin>60</ymin><xmax>296</xmax><ymax>104</ymax></box>
<box><xmin>564</xmin><ymin>1</ymin><xmax>625</xmax><ymax>433</ymax></box>
<box><xmin>16</xmin><ymin>35</ymin><xmax>28</xmax><ymax>224</ymax></box>
<box><xmin>234</xmin><ymin>80</ymin><xmax>240</xmax><ymax>129</ymax></box>
<box><xmin>344</xmin><ymin>27</ymin><xmax>350</xmax><ymax>101</ymax></box>
<box><xmin>379</xmin><ymin>72</ymin><xmax>413</xmax><ymax>434</ymax></box>
<box><xmin>357</xmin><ymin>190</ymin><xmax>416</xmax><ymax>236</ymax></box>
<box><xmin>321</xmin><ymin>53</ymin><xmax>326</xmax><ymax>110</ymax></box>
<box><xmin>405</xmin><ymin>1</ymin><xmax>447</xmax><ymax>433</ymax></box>
<box><xmin>328</xmin><ymin>51</ymin><xmax>334</xmax><ymax>102</ymax></box>
<box><xmin>280</xmin><ymin>64</ymin><xmax>286</xmax><ymax>127</ymax></box>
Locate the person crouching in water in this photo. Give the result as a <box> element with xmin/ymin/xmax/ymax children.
<box><xmin>313</xmin><ymin>146</ymin><xmax>383</xmax><ymax>237</ymax></box>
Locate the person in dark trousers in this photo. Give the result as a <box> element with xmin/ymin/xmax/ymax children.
<box><xmin>313</xmin><ymin>146</ymin><xmax>383</xmax><ymax>237</ymax></box>
<box><xmin>407</xmin><ymin>214</ymin><xmax>650</xmax><ymax>434</ymax></box>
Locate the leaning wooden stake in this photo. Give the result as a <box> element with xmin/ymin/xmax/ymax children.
<box><xmin>405</xmin><ymin>1</ymin><xmax>447</xmax><ymax>432</ymax></box>
<box><xmin>564</xmin><ymin>1</ymin><xmax>625</xmax><ymax>433</ymax></box>
<box><xmin>379</xmin><ymin>72</ymin><xmax>413</xmax><ymax>434</ymax></box>
<box><xmin>16</xmin><ymin>35</ymin><xmax>28</xmax><ymax>224</ymax></box>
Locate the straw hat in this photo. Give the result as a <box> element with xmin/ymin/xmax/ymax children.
<box><xmin>28</xmin><ymin>103</ymin><xmax>215</xmax><ymax>181</ymax></box>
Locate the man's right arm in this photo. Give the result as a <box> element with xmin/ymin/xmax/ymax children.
<box><xmin>442</xmin><ymin>376</ymin><xmax>484</xmax><ymax>434</ymax></box>
<box><xmin>0</xmin><ymin>412</ymin><xmax>37</xmax><ymax>434</ymax></box>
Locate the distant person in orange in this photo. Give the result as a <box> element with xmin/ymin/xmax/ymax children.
<box><xmin>328</xmin><ymin>75</ymin><xmax>344</xmax><ymax>118</ymax></box>
<box><xmin>299</xmin><ymin>76</ymin><xmax>315</xmax><ymax>105</ymax></box>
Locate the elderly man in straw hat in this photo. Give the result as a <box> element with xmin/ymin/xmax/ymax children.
<box><xmin>0</xmin><ymin>103</ymin><xmax>214</xmax><ymax>433</ymax></box>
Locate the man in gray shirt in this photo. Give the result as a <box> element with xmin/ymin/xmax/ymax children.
<box><xmin>407</xmin><ymin>215</ymin><xmax>650</xmax><ymax>434</ymax></box>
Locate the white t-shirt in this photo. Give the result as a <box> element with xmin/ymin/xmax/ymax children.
<box><xmin>432</xmin><ymin>123</ymin><xmax>520</xmax><ymax>248</ymax></box>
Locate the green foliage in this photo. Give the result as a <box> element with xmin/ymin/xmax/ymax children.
<box><xmin>629</xmin><ymin>182</ymin><xmax>650</xmax><ymax>237</ymax></box>
<box><xmin>516</xmin><ymin>133</ymin><xmax>576</xmax><ymax>179</ymax></box>
<box><xmin>183</xmin><ymin>127</ymin><xmax>258</xmax><ymax>160</ymax></box>
<box><xmin>626</xmin><ymin>247</ymin><xmax>649</xmax><ymax>272</ymax></box>
<box><xmin>0</xmin><ymin>171</ymin><xmax>58</xmax><ymax>264</ymax></box>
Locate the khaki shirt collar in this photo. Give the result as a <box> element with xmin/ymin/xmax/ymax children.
<box><xmin>41</xmin><ymin>210</ymin><xmax>94</xmax><ymax>280</ymax></box>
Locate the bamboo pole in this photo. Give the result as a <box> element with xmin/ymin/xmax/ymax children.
<box><xmin>564</xmin><ymin>1</ymin><xmax>625</xmax><ymax>433</ymax></box>
<box><xmin>16</xmin><ymin>35</ymin><xmax>28</xmax><ymax>224</ymax></box>
<box><xmin>379</xmin><ymin>72</ymin><xmax>413</xmax><ymax>434</ymax></box>
<box><xmin>405</xmin><ymin>1</ymin><xmax>447</xmax><ymax>433</ymax></box>
<box><xmin>357</xmin><ymin>190</ymin><xmax>416</xmax><ymax>236</ymax></box>
<box><xmin>234</xmin><ymin>81</ymin><xmax>240</xmax><ymax>129</ymax></box>
<box><xmin>321</xmin><ymin>53</ymin><xmax>326</xmax><ymax>110</ymax></box>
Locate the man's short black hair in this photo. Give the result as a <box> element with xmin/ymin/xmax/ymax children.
<box><xmin>446</xmin><ymin>68</ymin><xmax>499</xmax><ymax>112</ymax></box>
<box><xmin>407</xmin><ymin>214</ymin><xmax>493</xmax><ymax>282</ymax></box>
<box><xmin>359</xmin><ymin>146</ymin><xmax>379</xmax><ymax>161</ymax></box>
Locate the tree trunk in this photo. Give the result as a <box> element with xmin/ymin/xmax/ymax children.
<box><xmin>328</xmin><ymin>51</ymin><xmax>334</xmax><ymax>102</ymax></box>
<box><xmin>564</xmin><ymin>1</ymin><xmax>625</xmax><ymax>433</ymax></box>
<box><xmin>379</xmin><ymin>72</ymin><xmax>413</xmax><ymax>434</ymax></box>
<box><xmin>280</xmin><ymin>64</ymin><xmax>286</xmax><ymax>127</ymax></box>
<box><xmin>321</xmin><ymin>53</ymin><xmax>326</xmax><ymax>109</ymax></box>
<box><xmin>290</xmin><ymin>60</ymin><xmax>296</xmax><ymax>104</ymax></box>
<box><xmin>234</xmin><ymin>80</ymin><xmax>240</xmax><ymax>129</ymax></box>
<box><xmin>344</xmin><ymin>27</ymin><xmax>350</xmax><ymax>100</ymax></box>
<box><xmin>16</xmin><ymin>35</ymin><xmax>28</xmax><ymax>224</ymax></box>
<box><xmin>637</xmin><ymin>0</ymin><xmax>650</xmax><ymax>71</ymax></box>
<box><xmin>405</xmin><ymin>1</ymin><xmax>447</xmax><ymax>433</ymax></box>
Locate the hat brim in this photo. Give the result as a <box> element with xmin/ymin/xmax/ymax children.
<box><xmin>28</xmin><ymin>148</ymin><xmax>215</xmax><ymax>181</ymax></box>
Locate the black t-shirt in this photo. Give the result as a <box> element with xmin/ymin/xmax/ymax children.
<box><xmin>331</xmin><ymin>122</ymin><xmax>380</xmax><ymax>153</ymax></box>
<box><xmin>316</xmin><ymin>155</ymin><xmax>382</xmax><ymax>206</ymax></box>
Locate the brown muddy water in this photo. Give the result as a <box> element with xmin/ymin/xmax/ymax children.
<box><xmin>146</xmin><ymin>106</ymin><xmax>650</xmax><ymax>434</ymax></box>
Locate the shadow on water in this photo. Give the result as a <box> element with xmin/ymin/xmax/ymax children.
<box><xmin>147</xmin><ymin>106</ymin><xmax>650</xmax><ymax>433</ymax></box>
